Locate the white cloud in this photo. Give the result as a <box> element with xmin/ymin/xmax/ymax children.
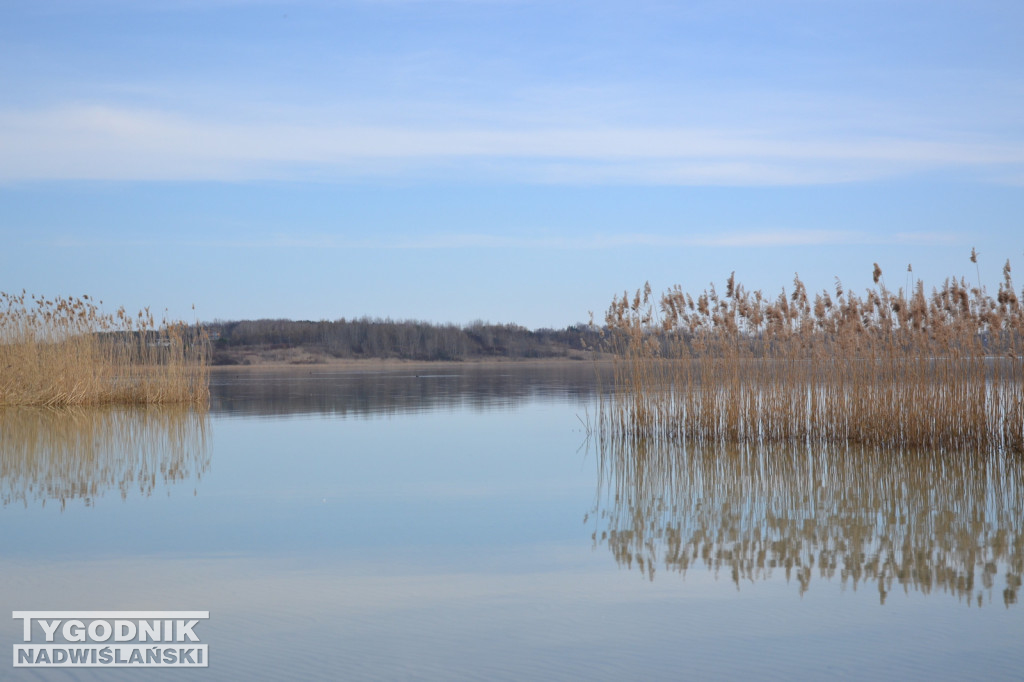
<box><xmin>1</xmin><ymin>105</ymin><xmax>1021</xmax><ymax>185</ymax></box>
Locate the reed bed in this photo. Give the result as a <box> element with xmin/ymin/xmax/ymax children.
<box><xmin>0</xmin><ymin>291</ymin><xmax>209</xmax><ymax>406</ymax></box>
<box><xmin>596</xmin><ymin>259</ymin><xmax>1024</xmax><ymax>451</ymax></box>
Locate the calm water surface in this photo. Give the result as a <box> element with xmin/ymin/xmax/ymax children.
<box><xmin>1</xmin><ymin>363</ymin><xmax>1021</xmax><ymax>680</ymax></box>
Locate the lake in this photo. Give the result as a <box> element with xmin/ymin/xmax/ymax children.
<box><xmin>2</xmin><ymin>362</ymin><xmax>1022</xmax><ymax>680</ymax></box>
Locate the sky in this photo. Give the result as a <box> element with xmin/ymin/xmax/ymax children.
<box><xmin>2</xmin><ymin>0</ymin><xmax>1023</xmax><ymax>329</ymax></box>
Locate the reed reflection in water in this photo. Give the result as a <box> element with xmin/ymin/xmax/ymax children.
<box><xmin>590</xmin><ymin>436</ymin><xmax>1024</xmax><ymax>607</ymax></box>
<box><xmin>1</xmin><ymin>407</ymin><xmax>210</xmax><ymax>509</ymax></box>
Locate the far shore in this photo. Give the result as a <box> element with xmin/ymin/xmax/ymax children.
<box><xmin>209</xmin><ymin>354</ymin><xmax>612</xmax><ymax>372</ymax></box>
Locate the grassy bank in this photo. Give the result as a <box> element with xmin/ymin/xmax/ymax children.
<box><xmin>597</xmin><ymin>259</ymin><xmax>1024</xmax><ymax>451</ymax></box>
<box><xmin>0</xmin><ymin>292</ymin><xmax>209</xmax><ymax>407</ymax></box>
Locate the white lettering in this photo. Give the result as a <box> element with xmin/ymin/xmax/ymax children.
<box><xmin>87</xmin><ymin>620</ymin><xmax>112</xmax><ymax>642</ymax></box>
<box><xmin>39</xmin><ymin>619</ymin><xmax>60</xmax><ymax>642</ymax></box>
<box><xmin>175</xmin><ymin>619</ymin><xmax>199</xmax><ymax>642</ymax></box>
<box><xmin>114</xmin><ymin>620</ymin><xmax>137</xmax><ymax>642</ymax></box>
<box><xmin>64</xmin><ymin>620</ymin><xmax>86</xmax><ymax>642</ymax></box>
<box><xmin>138</xmin><ymin>620</ymin><xmax>160</xmax><ymax>642</ymax></box>
<box><xmin>12</xmin><ymin>612</ymin><xmax>210</xmax><ymax>668</ymax></box>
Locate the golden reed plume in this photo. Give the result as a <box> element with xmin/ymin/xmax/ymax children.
<box><xmin>595</xmin><ymin>257</ymin><xmax>1024</xmax><ymax>451</ymax></box>
<box><xmin>0</xmin><ymin>292</ymin><xmax>209</xmax><ymax>406</ymax></box>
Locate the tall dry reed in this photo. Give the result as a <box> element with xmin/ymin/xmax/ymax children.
<box><xmin>596</xmin><ymin>258</ymin><xmax>1024</xmax><ymax>452</ymax></box>
<box><xmin>0</xmin><ymin>291</ymin><xmax>209</xmax><ymax>406</ymax></box>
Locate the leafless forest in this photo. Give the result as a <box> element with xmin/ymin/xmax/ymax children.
<box><xmin>207</xmin><ymin>318</ymin><xmax>602</xmax><ymax>364</ymax></box>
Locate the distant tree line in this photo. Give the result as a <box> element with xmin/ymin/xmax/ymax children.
<box><xmin>206</xmin><ymin>318</ymin><xmax>602</xmax><ymax>364</ymax></box>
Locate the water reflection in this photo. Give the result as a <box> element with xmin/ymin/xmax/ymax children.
<box><xmin>0</xmin><ymin>407</ymin><xmax>210</xmax><ymax>509</ymax></box>
<box><xmin>210</xmin><ymin>362</ymin><xmax>610</xmax><ymax>417</ymax></box>
<box><xmin>589</xmin><ymin>436</ymin><xmax>1024</xmax><ymax>606</ymax></box>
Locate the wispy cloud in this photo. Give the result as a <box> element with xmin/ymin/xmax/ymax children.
<box><xmin>47</xmin><ymin>229</ymin><xmax>958</xmax><ymax>250</ymax></box>
<box><xmin>2</xmin><ymin>105</ymin><xmax>1022</xmax><ymax>185</ymax></box>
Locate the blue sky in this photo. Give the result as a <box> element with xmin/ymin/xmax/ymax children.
<box><xmin>2</xmin><ymin>0</ymin><xmax>1022</xmax><ymax>328</ymax></box>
